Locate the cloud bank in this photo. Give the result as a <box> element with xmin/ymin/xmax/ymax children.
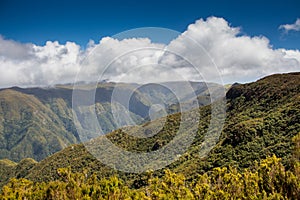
<box><xmin>279</xmin><ymin>18</ymin><xmax>300</xmax><ymax>32</ymax></box>
<box><xmin>0</xmin><ymin>17</ymin><xmax>299</xmax><ymax>88</ymax></box>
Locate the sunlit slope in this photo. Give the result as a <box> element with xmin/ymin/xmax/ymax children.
<box><xmin>1</xmin><ymin>72</ymin><xmax>298</xmax><ymax>188</ymax></box>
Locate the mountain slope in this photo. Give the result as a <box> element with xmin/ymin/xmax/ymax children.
<box><xmin>0</xmin><ymin>81</ymin><xmax>215</xmax><ymax>162</ymax></box>
<box><xmin>1</xmin><ymin>72</ymin><xmax>299</xmax><ymax>188</ymax></box>
<box><xmin>0</xmin><ymin>90</ymin><xmax>77</xmax><ymax>162</ymax></box>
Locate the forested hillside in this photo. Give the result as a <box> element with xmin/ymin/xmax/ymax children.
<box><xmin>0</xmin><ymin>82</ymin><xmax>216</xmax><ymax>162</ymax></box>
<box><xmin>0</xmin><ymin>72</ymin><xmax>299</xmax><ymax>198</ymax></box>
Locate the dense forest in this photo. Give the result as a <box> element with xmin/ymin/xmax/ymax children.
<box><xmin>1</xmin><ymin>135</ymin><xmax>299</xmax><ymax>200</ymax></box>
<box><xmin>0</xmin><ymin>72</ymin><xmax>299</xmax><ymax>199</ymax></box>
<box><xmin>0</xmin><ymin>82</ymin><xmax>216</xmax><ymax>162</ymax></box>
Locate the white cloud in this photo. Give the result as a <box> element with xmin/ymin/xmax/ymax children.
<box><xmin>0</xmin><ymin>16</ymin><xmax>299</xmax><ymax>88</ymax></box>
<box><xmin>0</xmin><ymin>38</ymin><xmax>82</xmax><ymax>87</ymax></box>
<box><xmin>0</xmin><ymin>36</ymin><xmax>33</xmax><ymax>60</ymax></box>
<box><xmin>165</xmin><ymin>17</ymin><xmax>300</xmax><ymax>83</ymax></box>
<box><xmin>279</xmin><ymin>18</ymin><xmax>300</xmax><ymax>32</ymax></box>
<box><xmin>78</xmin><ymin>37</ymin><xmax>166</xmax><ymax>83</ymax></box>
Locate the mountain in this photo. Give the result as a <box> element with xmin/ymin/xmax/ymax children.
<box><xmin>1</xmin><ymin>72</ymin><xmax>299</xmax><ymax>188</ymax></box>
<box><xmin>0</xmin><ymin>89</ymin><xmax>77</xmax><ymax>162</ymax></box>
<box><xmin>0</xmin><ymin>81</ymin><xmax>217</xmax><ymax>162</ymax></box>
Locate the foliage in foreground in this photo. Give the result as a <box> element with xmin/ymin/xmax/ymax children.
<box><xmin>0</xmin><ymin>155</ymin><xmax>299</xmax><ymax>200</ymax></box>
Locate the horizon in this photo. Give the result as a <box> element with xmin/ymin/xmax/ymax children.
<box><xmin>0</xmin><ymin>0</ymin><xmax>299</xmax><ymax>88</ymax></box>
<box><xmin>0</xmin><ymin>1</ymin><xmax>300</xmax><ymax>194</ymax></box>
<box><xmin>1</xmin><ymin>71</ymin><xmax>299</xmax><ymax>90</ymax></box>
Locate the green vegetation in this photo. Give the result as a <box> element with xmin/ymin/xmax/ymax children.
<box><xmin>0</xmin><ymin>72</ymin><xmax>299</xmax><ymax>199</ymax></box>
<box><xmin>0</xmin><ymin>82</ymin><xmax>214</xmax><ymax>162</ymax></box>
<box><xmin>0</xmin><ymin>90</ymin><xmax>78</xmax><ymax>162</ymax></box>
<box><xmin>0</xmin><ymin>154</ymin><xmax>299</xmax><ymax>199</ymax></box>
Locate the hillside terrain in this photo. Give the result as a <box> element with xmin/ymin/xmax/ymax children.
<box><xmin>0</xmin><ymin>82</ymin><xmax>217</xmax><ymax>162</ymax></box>
<box><xmin>0</xmin><ymin>72</ymin><xmax>299</xmax><ymax>191</ymax></box>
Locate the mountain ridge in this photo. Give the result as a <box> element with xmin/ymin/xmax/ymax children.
<box><xmin>1</xmin><ymin>72</ymin><xmax>299</xmax><ymax>188</ymax></box>
<box><xmin>0</xmin><ymin>81</ymin><xmax>217</xmax><ymax>162</ymax></box>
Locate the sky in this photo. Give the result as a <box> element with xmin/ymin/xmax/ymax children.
<box><xmin>0</xmin><ymin>0</ymin><xmax>299</xmax><ymax>87</ymax></box>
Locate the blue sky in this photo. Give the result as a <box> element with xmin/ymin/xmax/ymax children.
<box><xmin>0</xmin><ymin>0</ymin><xmax>299</xmax><ymax>87</ymax></box>
<box><xmin>1</xmin><ymin>0</ymin><xmax>300</xmax><ymax>49</ymax></box>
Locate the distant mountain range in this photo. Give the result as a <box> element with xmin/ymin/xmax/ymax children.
<box><xmin>0</xmin><ymin>72</ymin><xmax>299</xmax><ymax>188</ymax></box>
<box><xmin>0</xmin><ymin>81</ymin><xmax>221</xmax><ymax>162</ymax></box>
